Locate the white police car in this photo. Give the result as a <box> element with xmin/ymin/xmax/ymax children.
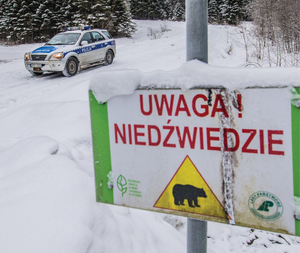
<box><xmin>24</xmin><ymin>26</ymin><xmax>116</xmax><ymax>77</ymax></box>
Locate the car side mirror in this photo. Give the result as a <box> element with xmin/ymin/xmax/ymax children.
<box><xmin>81</xmin><ymin>40</ymin><xmax>88</xmax><ymax>46</ymax></box>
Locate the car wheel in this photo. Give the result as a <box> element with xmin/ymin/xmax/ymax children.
<box><xmin>62</xmin><ymin>57</ymin><xmax>78</xmax><ymax>77</ymax></box>
<box><xmin>104</xmin><ymin>50</ymin><xmax>114</xmax><ymax>65</ymax></box>
<box><xmin>29</xmin><ymin>70</ymin><xmax>43</xmax><ymax>76</ymax></box>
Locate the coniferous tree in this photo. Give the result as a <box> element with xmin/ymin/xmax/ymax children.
<box><xmin>172</xmin><ymin>1</ymin><xmax>185</xmax><ymax>21</ymax></box>
<box><xmin>0</xmin><ymin>0</ymin><xmax>255</xmax><ymax>44</ymax></box>
<box><xmin>228</xmin><ymin>0</ymin><xmax>240</xmax><ymax>25</ymax></box>
<box><xmin>241</xmin><ymin>0</ymin><xmax>251</xmax><ymax>21</ymax></box>
<box><xmin>130</xmin><ymin>0</ymin><xmax>151</xmax><ymax>20</ymax></box>
<box><xmin>89</xmin><ymin>0</ymin><xmax>112</xmax><ymax>28</ymax></box>
<box><xmin>129</xmin><ymin>0</ymin><xmax>185</xmax><ymax>21</ymax></box>
<box><xmin>60</xmin><ymin>0</ymin><xmax>78</xmax><ymax>27</ymax></box>
<box><xmin>149</xmin><ymin>0</ymin><xmax>162</xmax><ymax>20</ymax></box>
<box><xmin>15</xmin><ymin>0</ymin><xmax>35</xmax><ymax>43</ymax></box>
<box><xmin>110</xmin><ymin>0</ymin><xmax>135</xmax><ymax>36</ymax></box>
<box><xmin>5</xmin><ymin>0</ymin><xmax>38</xmax><ymax>43</ymax></box>
<box><xmin>208</xmin><ymin>0</ymin><xmax>251</xmax><ymax>25</ymax></box>
<box><xmin>73</xmin><ymin>0</ymin><xmax>91</xmax><ymax>25</ymax></box>
<box><xmin>40</xmin><ymin>5</ymin><xmax>56</xmax><ymax>36</ymax></box>
<box><xmin>0</xmin><ymin>0</ymin><xmax>11</xmax><ymax>41</ymax></box>
<box><xmin>160</xmin><ymin>0</ymin><xmax>173</xmax><ymax>20</ymax></box>
<box><xmin>208</xmin><ymin>0</ymin><xmax>220</xmax><ymax>24</ymax></box>
<box><xmin>219</xmin><ymin>0</ymin><xmax>229</xmax><ymax>23</ymax></box>
<box><xmin>53</xmin><ymin>0</ymin><xmax>70</xmax><ymax>29</ymax></box>
<box><xmin>5</xmin><ymin>0</ymin><xmax>20</xmax><ymax>41</ymax></box>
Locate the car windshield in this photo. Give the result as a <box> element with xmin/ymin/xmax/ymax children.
<box><xmin>46</xmin><ymin>33</ymin><xmax>81</xmax><ymax>45</ymax></box>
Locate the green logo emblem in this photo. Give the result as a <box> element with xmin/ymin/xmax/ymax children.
<box><xmin>248</xmin><ymin>191</ymin><xmax>283</xmax><ymax>221</ymax></box>
<box><xmin>117</xmin><ymin>175</ymin><xmax>127</xmax><ymax>197</ymax></box>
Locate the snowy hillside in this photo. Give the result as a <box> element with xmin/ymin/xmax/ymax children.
<box><xmin>0</xmin><ymin>20</ymin><xmax>300</xmax><ymax>253</ymax></box>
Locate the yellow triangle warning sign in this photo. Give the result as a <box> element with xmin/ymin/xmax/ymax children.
<box><xmin>154</xmin><ymin>156</ymin><xmax>228</xmax><ymax>220</ymax></box>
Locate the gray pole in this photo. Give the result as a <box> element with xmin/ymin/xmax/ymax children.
<box><xmin>187</xmin><ymin>219</ymin><xmax>207</xmax><ymax>253</ymax></box>
<box><xmin>186</xmin><ymin>0</ymin><xmax>208</xmax><ymax>63</ymax></box>
<box><xmin>186</xmin><ymin>0</ymin><xmax>208</xmax><ymax>253</ymax></box>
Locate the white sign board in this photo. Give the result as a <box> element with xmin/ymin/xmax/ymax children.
<box><xmin>89</xmin><ymin>87</ymin><xmax>300</xmax><ymax>236</ymax></box>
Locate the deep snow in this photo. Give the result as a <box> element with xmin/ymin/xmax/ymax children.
<box><xmin>0</xmin><ymin>20</ymin><xmax>300</xmax><ymax>253</ymax></box>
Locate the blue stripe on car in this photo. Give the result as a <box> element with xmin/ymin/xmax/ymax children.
<box><xmin>64</xmin><ymin>40</ymin><xmax>114</xmax><ymax>58</ymax></box>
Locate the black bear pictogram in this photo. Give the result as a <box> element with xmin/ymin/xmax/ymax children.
<box><xmin>172</xmin><ymin>184</ymin><xmax>207</xmax><ymax>208</ymax></box>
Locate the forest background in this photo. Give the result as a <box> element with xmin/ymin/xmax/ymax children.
<box><xmin>0</xmin><ymin>0</ymin><xmax>299</xmax><ymax>65</ymax></box>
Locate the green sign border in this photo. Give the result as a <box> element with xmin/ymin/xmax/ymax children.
<box><xmin>89</xmin><ymin>91</ymin><xmax>113</xmax><ymax>204</ymax></box>
<box><xmin>292</xmin><ymin>87</ymin><xmax>300</xmax><ymax>236</ymax></box>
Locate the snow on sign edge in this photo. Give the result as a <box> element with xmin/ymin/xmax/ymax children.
<box><xmin>89</xmin><ymin>60</ymin><xmax>300</xmax><ymax>103</ymax></box>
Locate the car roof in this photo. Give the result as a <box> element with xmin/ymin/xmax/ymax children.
<box><xmin>63</xmin><ymin>29</ymin><xmax>108</xmax><ymax>34</ymax></box>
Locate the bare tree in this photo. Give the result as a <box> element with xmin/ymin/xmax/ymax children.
<box><xmin>249</xmin><ymin>0</ymin><xmax>299</xmax><ymax>66</ymax></box>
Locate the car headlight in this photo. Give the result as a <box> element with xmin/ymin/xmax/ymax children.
<box><xmin>24</xmin><ymin>53</ymin><xmax>30</xmax><ymax>61</ymax></box>
<box><xmin>50</xmin><ymin>52</ymin><xmax>64</xmax><ymax>60</ymax></box>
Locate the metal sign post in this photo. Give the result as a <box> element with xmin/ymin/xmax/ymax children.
<box><xmin>186</xmin><ymin>0</ymin><xmax>208</xmax><ymax>252</ymax></box>
<box><xmin>186</xmin><ymin>0</ymin><xmax>208</xmax><ymax>63</ymax></box>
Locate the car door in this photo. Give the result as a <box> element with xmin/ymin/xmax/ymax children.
<box><xmin>91</xmin><ymin>31</ymin><xmax>106</xmax><ymax>61</ymax></box>
<box><xmin>79</xmin><ymin>32</ymin><xmax>97</xmax><ymax>64</ymax></box>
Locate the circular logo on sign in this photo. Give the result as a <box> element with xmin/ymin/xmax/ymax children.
<box><xmin>248</xmin><ymin>191</ymin><xmax>283</xmax><ymax>221</ymax></box>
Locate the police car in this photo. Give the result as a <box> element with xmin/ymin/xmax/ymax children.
<box><xmin>24</xmin><ymin>26</ymin><xmax>116</xmax><ymax>77</ymax></box>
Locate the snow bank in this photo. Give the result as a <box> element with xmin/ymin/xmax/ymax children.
<box><xmin>0</xmin><ymin>136</ymin><xmax>95</xmax><ymax>253</ymax></box>
<box><xmin>0</xmin><ymin>136</ymin><xmax>186</xmax><ymax>253</ymax></box>
<box><xmin>208</xmin><ymin>222</ymin><xmax>300</xmax><ymax>253</ymax></box>
<box><xmin>90</xmin><ymin>60</ymin><xmax>300</xmax><ymax>103</ymax></box>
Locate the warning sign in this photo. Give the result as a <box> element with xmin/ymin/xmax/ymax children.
<box><xmin>154</xmin><ymin>156</ymin><xmax>228</xmax><ymax>220</ymax></box>
<box><xmin>90</xmin><ymin>87</ymin><xmax>300</xmax><ymax>236</ymax></box>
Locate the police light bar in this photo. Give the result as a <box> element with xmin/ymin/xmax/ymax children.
<box><xmin>65</xmin><ymin>25</ymin><xmax>91</xmax><ymax>31</ymax></box>
<box><xmin>65</xmin><ymin>27</ymin><xmax>80</xmax><ymax>31</ymax></box>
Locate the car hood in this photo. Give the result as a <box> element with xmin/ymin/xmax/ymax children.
<box><xmin>31</xmin><ymin>45</ymin><xmax>73</xmax><ymax>54</ymax></box>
